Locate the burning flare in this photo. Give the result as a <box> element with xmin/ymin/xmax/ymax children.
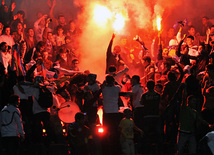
<box><xmin>97</xmin><ymin>107</ymin><xmax>103</xmax><ymax>125</ymax></box>
<box><xmin>113</xmin><ymin>13</ymin><xmax>125</xmax><ymax>32</ymax></box>
<box><xmin>93</xmin><ymin>4</ymin><xmax>112</xmax><ymax>26</ymax></box>
<box><xmin>157</xmin><ymin>16</ymin><xmax>162</xmax><ymax>31</ymax></box>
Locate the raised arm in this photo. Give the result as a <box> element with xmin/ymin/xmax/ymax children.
<box><xmin>107</xmin><ymin>33</ymin><xmax>115</xmax><ymax>57</ymax></box>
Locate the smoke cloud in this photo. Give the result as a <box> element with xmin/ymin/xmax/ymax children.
<box><xmin>11</xmin><ymin>0</ymin><xmax>214</xmax><ymax>82</ymax></box>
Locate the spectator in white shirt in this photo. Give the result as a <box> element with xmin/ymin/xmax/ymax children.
<box><xmin>0</xmin><ymin>26</ymin><xmax>15</xmax><ymax>47</ymax></box>
<box><xmin>1</xmin><ymin>95</ymin><xmax>25</xmax><ymax>155</ymax></box>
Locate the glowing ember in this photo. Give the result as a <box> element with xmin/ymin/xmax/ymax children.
<box><xmin>93</xmin><ymin>4</ymin><xmax>112</xmax><ymax>26</ymax></box>
<box><xmin>157</xmin><ymin>16</ymin><xmax>162</xmax><ymax>31</ymax></box>
<box><xmin>97</xmin><ymin>107</ymin><xmax>103</xmax><ymax>125</ymax></box>
<box><xmin>113</xmin><ymin>13</ymin><xmax>125</xmax><ymax>31</ymax></box>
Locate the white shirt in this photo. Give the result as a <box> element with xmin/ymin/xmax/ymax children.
<box><xmin>20</xmin><ymin>85</ymin><xmax>49</xmax><ymax>114</ymax></box>
<box><xmin>0</xmin><ymin>51</ymin><xmax>12</xmax><ymax>73</ymax></box>
<box><xmin>109</xmin><ymin>65</ymin><xmax>129</xmax><ymax>85</ymax></box>
<box><xmin>132</xmin><ymin>83</ymin><xmax>144</xmax><ymax>108</ymax></box>
<box><xmin>102</xmin><ymin>85</ymin><xmax>121</xmax><ymax>113</ymax></box>
<box><xmin>1</xmin><ymin>104</ymin><xmax>25</xmax><ymax>137</ymax></box>
<box><xmin>206</xmin><ymin>131</ymin><xmax>214</xmax><ymax>154</ymax></box>
<box><xmin>0</xmin><ymin>35</ymin><xmax>15</xmax><ymax>47</ymax></box>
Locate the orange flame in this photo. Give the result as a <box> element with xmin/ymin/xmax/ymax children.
<box><xmin>97</xmin><ymin>107</ymin><xmax>103</xmax><ymax>125</ymax></box>
<box><xmin>93</xmin><ymin>4</ymin><xmax>112</xmax><ymax>26</ymax></box>
<box><xmin>113</xmin><ymin>13</ymin><xmax>125</xmax><ymax>31</ymax></box>
<box><xmin>157</xmin><ymin>16</ymin><xmax>162</xmax><ymax>31</ymax></box>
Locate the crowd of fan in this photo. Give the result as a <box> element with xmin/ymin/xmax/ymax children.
<box><xmin>1</xmin><ymin>0</ymin><xmax>214</xmax><ymax>154</ymax></box>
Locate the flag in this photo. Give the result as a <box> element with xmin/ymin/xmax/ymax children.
<box><xmin>11</xmin><ymin>44</ymin><xmax>26</xmax><ymax>76</ymax></box>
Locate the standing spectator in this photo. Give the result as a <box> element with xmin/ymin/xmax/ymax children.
<box><xmin>34</xmin><ymin>14</ymin><xmax>49</xmax><ymax>42</ymax></box>
<box><xmin>0</xmin><ymin>26</ymin><xmax>15</xmax><ymax>47</ymax></box>
<box><xmin>0</xmin><ymin>0</ymin><xmax>15</xmax><ymax>26</ymax></box>
<box><xmin>83</xmin><ymin>73</ymin><xmax>100</xmax><ymax>126</ymax></box>
<box><xmin>55</xmin><ymin>48</ymin><xmax>73</xmax><ymax>70</ymax></box>
<box><xmin>41</xmin><ymin>50</ymin><xmax>53</xmax><ymax>70</ymax></box>
<box><xmin>25</xmin><ymin>28</ymin><xmax>36</xmax><ymax>53</ymax></box>
<box><xmin>140</xmin><ymin>80</ymin><xmax>162</xmax><ymax>153</ymax></box>
<box><xmin>177</xmin><ymin>95</ymin><xmax>210</xmax><ymax>155</ymax></box>
<box><xmin>10</xmin><ymin>10</ymin><xmax>27</xmax><ymax>33</ymax></box>
<box><xmin>106</xmin><ymin>33</ymin><xmax>125</xmax><ymax>73</ymax></box>
<box><xmin>1</xmin><ymin>95</ymin><xmax>25</xmax><ymax>155</ymax></box>
<box><xmin>140</xmin><ymin>56</ymin><xmax>155</xmax><ymax>87</ymax></box>
<box><xmin>0</xmin><ymin>42</ymin><xmax>11</xmax><ymax>74</ymax></box>
<box><xmin>101</xmin><ymin>75</ymin><xmax>122</xmax><ymax>154</ymax></box>
<box><xmin>53</xmin><ymin>25</ymin><xmax>65</xmax><ymax>47</ymax></box>
<box><xmin>119</xmin><ymin>108</ymin><xmax>143</xmax><ymax>155</ymax></box>
<box><xmin>68</xmin><ymin>112</ymin><xmax>90</xmax><ymax>155</ymax></box>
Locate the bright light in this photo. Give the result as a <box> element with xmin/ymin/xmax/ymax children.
<box><xmin>97</xmin><ymin>107</ymin><xmax>103</xmax><ymax>125</ymax></box>
<box><xmin>93</xmin><ymin>4</ymin><xmax>112</xmax><ymax>26</ymax></box>
<box><xmin>157</xmin><ymin>16</ymin><xmax>162</xmax><ymax>31</ymax></box>
<box><xmin>98</xmin><ymin>127</ymin><xmax>104</xmax><ymax>133</ymax></box>
<box><xmin>113</xmin><ymin>13</ymin><xmax>125</xmax><ymax>31</ymax></box>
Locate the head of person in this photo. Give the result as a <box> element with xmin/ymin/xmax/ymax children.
<box><xmin>186</xmin><ymin>35</ymin><xmax>194</xmax><ymax>47</ymax></box>
<box><xmin>187</xmin><ymin>95</ymin><xmax>197</xmax><ymax>110</ymax></box>
<box><xmin>17</xmin><ymin>10</ymin><xmax>25</xmax><ymax>19</ymax></box>
<box><xmin>142</xmin><ymin>56</ymin><xmax>151</xmax><ymax>66</ymax></box>
<box><xmin>123</xmin><ymin>108</ymin><xmax>132</xmax><ymax>119</ymax></box>
<box><xmin>58</xmin><ymin>14</ymin><xmax>66</xmax><ymax>25</ymax></box>
<box><xmin>47</xmin><ymin>32</ymin><xmax>53</xmax><ymax>41</ymax></box>
<box><xmin>0</xmin><ymin>42</ymin><xmax>8</xmax><ymax>53</ymax></box>
<box><xmin>56</xmin><ymin>25</ymin><xmax>64</xmax><ymax>36</ymax></box>
<box><xmin>17</xmin><ymin>22</ymin><xmax>23</xmax><ymax>31</ymax></box>
<box><xmin>167</xmin><ymin>71</ymin><xmax>177</xmax><ymax>82</ymax></box>
<box><xmin>87</xmin><ymin>73</ymin><xmax>97</xmax><ymax>85</ymax></box>
<box><xmin>105</xmin><ymin>75</ymin><xmax>115</xmax><ymax>86</ymax></box>
<box><xmin>71</xmin><ymin>58</ymin><xmax>79</xmax><ymax>70</ymax></box>
<box><xmin>34</xmin><ymin>75</ymin><xmax>44</xmax><ymax>85</ymax></box>
<box><xmin>155</xmin><ymin>83</ymin><xmax>163</xmax><ymax>94</ymax></box>
<box><xmin>59</xmin><ymin>48</ymin><xmax>67</xmax><ymax>60</ymax></box>
<box><xmin>162</xmin><ymin>61</ymin><xmax>171</xmax><ymax>71</ymax></box>
<box><xmin>108</xmin><ymin>65</ymin><xmax>117</xmax><ymax>73</ymax></box>
<box><xmin>36</xmin><ymin>41</ymin><xmax>45</xmax><ymax>52</ymax></box>
<box><xmin>167</xmin><ymin>28</ymin><xmax>175</xmax><ymax>38</ymax></box>
<box><xmin>113</xmin><ymin>45</ymin><xmax>121</xmax><ymax>55</ymax></box>
<box><xmin>75</xmin><ymin>112</ymin><xmax>85</xmax><ymax>125</ymax></box>
<box><xmin>131</xmin><ymin>75</ymin><xmax>140</xmax><ymax>86</ymax></box>
<box><xmin>3</xmin><ymin>26</ymin><xmax>11</xmax><ymax>36</ymax></box>
<box><xmin>27</xmin><ymin>28</ymin><xmax>34</xmax><ymax>37</ymax></box>
<box><xmin>9</xmin><ymin>95</ymin><xmax>20</xmax><ymax>107</ymax></box>
<box><xmin>188</xmin><ymin>26</ymin><xmax>196</xmax><ymax>36</ymax></box>
<box><xmin>42</xmin><ymin>50</ymin><xmax>49</xmax><ymax>60</ymax></box>
<box><xmin>36</xmin><ymin>12</ymin><xmax>43</xmax><ymax>19</ymax></box>
<box><xmin>146</xmin><ymin>80</ymin><xmax>155</xmax><ymax>91</ymax></box>
<box><xmin>202</xmin><ymin>16</ymin><xmax>209</xmax><ymax>26</ymax></box>
<box><xmin>69</xmin><ymin>20</ymin><xmax>76</xmax><ymax>31</ymax></box>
